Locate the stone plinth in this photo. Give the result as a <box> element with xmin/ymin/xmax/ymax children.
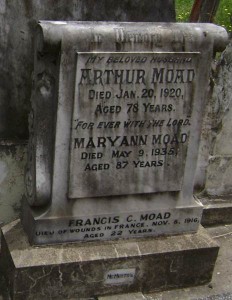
<box><xmin>1</xmin><ymin>220</ymin><xmax>219</xmax><ymax>300</ymax></box>
<box><xmin>22</xmin><ymin>196</ymin><xmax>203</xmax><ymax>245</ymax></box>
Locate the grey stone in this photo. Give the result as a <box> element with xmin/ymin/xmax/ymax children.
<box><xmin>22</xmin><ymin>196</ymin><xmax>203</xmax><ymax>245</ymax></box>
<box><xmin>98</xmin><ymin>293</ymin><xmax>146</xmax><ymax>299</ymax></box>
<box><xmin>22</xmin><ymin>21</ymin><xmax>228</xmax><ymax>245</ymax></box>
<box><xmin>203</xmin><ymin>41</ymin><xmax>232</xmax><ymax>198</ymax></box>
<box><xmin>201</xmin><ymin>197</ymin><xmax>232</xmax><ymax>226</ymax></box>
<box><xmin>0</xmin><ymin>141</ymin><xmax>27</xmax><ymax>225</ymax></box>
<box><xmin>195</xmin><ymin>39</ymin><xmax>232</xmax><ymax>194</ymax></box>
<box><xmin>194</xmin><ymin>293</ymin><xmax>232</xmax><ymax>300</ymax></box>
<box><xmin>204</xmin><ymin>156</ymin><xmax>232</xmax><ymax>197</ymax></box>
<box><xmin>144</xmin><ymin>224</ymin><xmax>232</xmax><ymax>299</ymax></box>
<box><xmin>0</xmin><ymin>0</ymin><xmax>175</xmax><ymax>139</ymax></box>
<box><xmin>69</xmin><ymin>52</ymin><xmax>196</xmax><ymax>198</ymax></box>
<box><xmin>1</xmin><ymin>220</ymin><xmax>220</xmax><ymax>300</ymax></box>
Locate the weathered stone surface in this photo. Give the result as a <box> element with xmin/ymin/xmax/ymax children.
<box><xmin>22</xmin><ymin>196</ymin><xmax>203</xmax><ymax>244</ymax></box>
<box><xmin>22</xmin><ymin>21</ymin><xmax>228</xmax><ymax>244</ymax></box>
<box><xmin>201</xmin><ymin>197</ymin><xmax>232</xmax><ymax>226</ymax></box>
<box><xmin>204</xmin><ymin>156</ymin><xmax>232</xmax><ymax>197</ymax></box>
<box><xmin>211</xmin><ymin>41</ymin><xmax>232</xmax><ymax>156</ymax></box>
<box><xmin>203</xmin><ymin>41</ymin><xmax>232</xmax><ymax>198</ymax></box>
<box><xmin>69</xmin><ymin>52</ymin><xmax>197</xmax><ymax>198</ymax></box>
<box><xmin>195</xmin><ymin>39</ymin><xmax>232</xmax><ymax>194</ymax></box>
<box><xmin>0</xmin><ymin>141</ymin><xmax>27</xmax><ymax>225</ymax></box>
<box><xmin>98</xmin><ymin>293</ymin><xmax>146</xmax><ymax>300</ymax></box>
<box><xmin>0</xmin><ymin>0</ymin><xmax>175</xmax><ymax>139</ymax></box>
<box><xmin>148</xmin><ymin>224</ymin><xmax>232</xmax><ymax>299</ymax></box>
<box><xmin>194</xmin><ymin>99</ymin><xmax>212</xmax><ymax>192</ymax></box>
<box><xmin>1</xmin><ymin>220</ymin><xmax>219</xmax><ymax>300</ymax></box>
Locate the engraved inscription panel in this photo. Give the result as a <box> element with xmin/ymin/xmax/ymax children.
<box><xmin>34</xmin><ymin>209</ymin><xmax>202</xmax><ymax>243</ymax></box>
<box><xmin>69</xmin><ymin>52</ymin><xmax>199</xmax><ymax>198</ymax></box>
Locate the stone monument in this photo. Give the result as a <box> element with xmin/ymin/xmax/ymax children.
<box><xmin>1</xmin><ymin>21</ymin><xmax>228</xmax><ymax>299</ymax></box>
<box><xmin>21</xmin><ymin>21</ymin><xmax>227</xmax><ymax>245</ymax></box>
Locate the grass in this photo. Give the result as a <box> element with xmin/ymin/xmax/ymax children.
<box><xmin>176</xmin><ymin>0</ymin><xmax>194</xmax><ymax>22</ymax></box>
<box><xmin>216</xmin><ymin>0</ymin><xmax>232</xmax><ymax>32</ymax></box>
<box><xmin>175</xmin><ymin>0</ymin><xmax>232</xmax><ymax>32</ymax></box>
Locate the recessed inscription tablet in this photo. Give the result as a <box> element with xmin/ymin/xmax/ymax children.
<box><xmin>69</xmin><ymin>52</ymin><xmax>199</xmax><ymax>198</ymax></box>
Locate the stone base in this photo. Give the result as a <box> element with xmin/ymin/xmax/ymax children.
<box><xmin>22</xmin><ymin>196</ymin><xmax>203</xmax><ymax>245</ymax></box>
<box><xmin>201</xmin><ymin>196</ymin><xmax>232</xmax><ymax>226</ymax></box>
<box><xmin>1</xmin><ymin>220</ymin><xmax>219</xmax><ymax>300</ymax></box>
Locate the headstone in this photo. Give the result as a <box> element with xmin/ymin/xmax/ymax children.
<box><xmin>1</xmin><ymin>20</ymin><xmax>228</xmax><ymax>299</ymax></box>
<box><xmin>21</xmin><ymin>21</ymin><xmax>228</xmax><ymax>245</ymax></box>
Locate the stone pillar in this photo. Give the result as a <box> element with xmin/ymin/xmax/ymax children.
<box><xmin>201</xmin><ymin>40</ymin><xmax>232</xmax><ymax>225</ymax></box>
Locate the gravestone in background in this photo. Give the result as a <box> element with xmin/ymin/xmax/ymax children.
<box><xmin>0</xmin><ymin>21</ymin><xmax>228</xmax><ymax>299</ymax></box>
<box><xmin>0</xmin><ymin>0</ymin><xmax>175</xmax><ymax>139</ymax></box>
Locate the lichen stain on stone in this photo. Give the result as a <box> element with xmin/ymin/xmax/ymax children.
<box><xmin>12</xmin><ymin>196</ymin><xmax>23</xmax><ymax>214</ymax></box>
<box><xmin>0</xmin><ymin>145</ymin><xmax>17</xmax><ymax>157</ymax></box>
<box><xmin>0</xmin><ymin>0</ymin><xmax>6</xmax><ymax>14</ymax></box>
<box><xmin>22</xmin><ymin>0</ymin><xmax>33</xmax><ymax>18</ymax></box>
<box><xmin>0</xmin><ymin>144</ymin><xmax>27</xmax><ymax>223</ymax></box>
<box><xmin>0</xmin><ymin>143</ymin><xmax>27</xmax><ymax>158</ymax></box>
<box><xmin>0</xmin><ymin>161</ymin><xmax>8</xmax><ymax>184</ymax></box>
<box><xmin>37</xmin><ymin>72</ymin><xmax>54</xmax><ymax>99</ymax></box>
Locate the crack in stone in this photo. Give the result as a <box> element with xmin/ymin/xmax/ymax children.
<box><xmin>16</xmin><ymin>267</ymin><xmax>54</xmax><ymax>293</ymax></box>
<box><xmin>113</xmin><ymin>246</ymin><xmax>119</xmax><ymax>258</ymax></box>
<box><xmin>136</xmin><ymin>243</ymin><xmax>142</xmax><ymax>256</ymax></box>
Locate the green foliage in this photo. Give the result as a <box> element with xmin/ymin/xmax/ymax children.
<box><xmin>176</xmin><ymin>0</ymin><xmax>194</xmax><ymax>22</ymax></box>
<box><xmin>175</xmin><ymin>0</ymin><xmax>232</xmax><ymax>32</ymax></box>
<box><xmin>215</xmin><ymin>0</ymin><xmax>232</xmax><ymax>32</ymax></box>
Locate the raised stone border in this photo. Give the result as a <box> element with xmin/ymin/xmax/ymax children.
<box><xmin>1</xmin><ymin>220</ymin><xmax>219</xmax><ymax>300</ymax></box>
